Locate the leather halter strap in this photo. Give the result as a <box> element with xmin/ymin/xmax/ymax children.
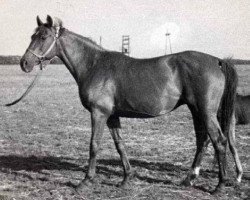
<box><xmin>27</xmin><ymin>26</ymin><xmax>60</xmax><ymax>69</ymax></box>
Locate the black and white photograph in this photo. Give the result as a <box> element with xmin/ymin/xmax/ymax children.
<box><xmin>0</xmin><ymin>0</ymin><xmax>249</xmax><ymax>199</ymax></box>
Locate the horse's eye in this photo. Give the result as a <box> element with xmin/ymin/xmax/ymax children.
<box><xmin>41</xmin><ymin>35</ymin><xmax>47</xmax><ymax>40</ymax></box>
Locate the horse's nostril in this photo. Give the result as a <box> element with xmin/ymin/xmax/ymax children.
<box><xmin>21</xmin><ymin>59</ymin><xmax>27</xmax><ymax>67</ymax></box>
<box><xmin>20</xmin><ymin>59</ymin><xmax>29</xmax><ymax>72</ymax></box>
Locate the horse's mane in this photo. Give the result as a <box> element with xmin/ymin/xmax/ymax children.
<box><xmin>83</xmin><ymin>36</ymin><xmax>100</xmax><ymax>47</ymax></box>
<box><xmin>65</xmin><ymin>29</ymin><xmax>104</xmax><ymax>51</ymax></box>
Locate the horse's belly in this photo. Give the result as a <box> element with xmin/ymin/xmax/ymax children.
<box><xmin>115</xmin><ymin>93</ymin><xmax>179</xmax><ymax>118</ymax></box>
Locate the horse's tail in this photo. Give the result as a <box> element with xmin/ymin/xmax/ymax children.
<box><xmin>218</xmin><ymin>59</ymin><xmax>238</xmax><ymax>135</ymax></box>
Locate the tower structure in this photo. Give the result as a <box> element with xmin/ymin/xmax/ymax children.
<box><xmin>122</xmin><ymin>35</ymin><xmax>130</xmax><ymax>56</ymax></box>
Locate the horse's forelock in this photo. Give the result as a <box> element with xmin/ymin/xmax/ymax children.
<box><xmin>53</xmin><ymin>17</ymin><xmax>63</xmax><ymax>28</ymax></box>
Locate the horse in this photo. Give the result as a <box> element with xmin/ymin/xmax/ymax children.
<box><xmin>20</xmin><ymin>15</ymin><xmax>243</xmax><ymax>193</ymax></box>
<box><xmin>235</xmin><ymin>94</ymin><xmax>250</xmax><ymax>124</ymax></box>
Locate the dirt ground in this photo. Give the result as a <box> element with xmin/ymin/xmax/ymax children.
<box><xmin>0</xmin><ymin>65</ymin><xmax>249</xmax><ymax>200</ymax></box>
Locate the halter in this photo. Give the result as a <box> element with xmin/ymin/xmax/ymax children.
<box><xmin>28</xmin><ymin>26</ymin><xmax>60</xmax><ymax>70</ymax></box>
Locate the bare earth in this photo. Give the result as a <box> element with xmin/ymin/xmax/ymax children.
<box><xmin>0</xmin><ymin>64</ymin><xmax>249</xmax><ymax>200</ymax></box>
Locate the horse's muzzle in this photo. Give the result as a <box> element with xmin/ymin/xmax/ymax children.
<box><xmin>20</xmin><ymin>58</ymin><xmax>32</xmax><ymax>73</ymax></box>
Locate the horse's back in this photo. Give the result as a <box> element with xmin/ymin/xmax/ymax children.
<box><xmin>111</xmin><ymin>51</ymin><xmax>223</xmax><ymax>116</ymax></box>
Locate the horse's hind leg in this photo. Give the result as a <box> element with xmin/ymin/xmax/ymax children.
<box><xmin>228</xmin><ymin>113</ymin><xmax>243</xmax><ymax>183</ymax></box>
<box><xmin>107</xmin><ymin>116</ymin><xmax>133</xmax><ymax>187</ymax></box>
<box><xmin>182</xmin><ymin>107</ymin><xmax>210</xmax><ymax>186</ymax></box>
<box><xmin>212</xmin><ymin>113</ymin><xmax>243</xmax><ymax>183</ymax></box>
<box><xmin>185</xmin><ymin>103</ymin><xmax>229</xmax><ymax>192</ymax></box>
<box><xmin>206</xmin><ymin>112</ymin><xmax>229</xmax><ymax>193</ymax></box>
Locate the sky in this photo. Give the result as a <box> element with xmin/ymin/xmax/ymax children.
<box><xmin>0</xmin><ymin>0</ymin><xmax>249</xmax><ymax>59</ymax></box>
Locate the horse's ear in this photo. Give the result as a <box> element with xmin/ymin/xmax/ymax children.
<box><xmin>46</xmin><ymin>15</ymin><xmax>53</xmax><ymax>27</ymax></box>
<box><xmin>36</xmin><ymin>16</ymin><xmax>43</xmax><ymax>26</ymax></box>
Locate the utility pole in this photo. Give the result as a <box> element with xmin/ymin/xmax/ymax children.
<box><xmin>122</xmin><ymin>35</ymin><xmax>130</xmax><ymax>56</ymax></box>
<box><xmin>165</xmin><ymin>31</ymin><xmax>172</xmax><ymax>55</ymax></box>
<box><xmin>99</xmin><ymin>36</ymin><xmax>102</xmax><ymax>47</ymax></box>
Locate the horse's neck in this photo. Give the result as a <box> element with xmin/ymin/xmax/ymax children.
<box><xmin>57</xmin><ymin>30</ymin><xmax>103</xmax><ymax>84</ymax></box>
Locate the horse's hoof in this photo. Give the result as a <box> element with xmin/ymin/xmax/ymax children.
<box><xmin>181</xmin><ymin>178</ymin><xmax>193</xmax><ymax>187</ymax></box>
<box><xmin>76</xmin><ymin>178</ymin><xmax>95</xmax><ymax>193</ymax></box>
<box><xmin>224</xmin><ymin>179</ymin><xmax>236</xmax><ymax>187</ymax></box>
<box><xmin>117</xmin><ymin>180</ymin><xmax>130</xmax><ymax>189</ymax></box>
<box><xmin>234</xmin><ymin>181</ymin><xmax>241</xmax><ymax>190</ymax></box>
<box><xmin>212</xmin><ymin>184</ymin><xmax>225</xmax><ymax>195</ymax></box>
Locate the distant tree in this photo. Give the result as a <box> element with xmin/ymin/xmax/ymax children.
<box><xmin>0</xmin><ymin>55</ymin><xmax>21</xmax><ymax>65</ymax></box>
<box><xmin>0</xmin><ymin>55</ymin><xmax>63</xmax><ymax>65</ymax></box>
<box><xmin>233</xmin><ymin>59</ymin><xmax>250</xmax><ymax>65</ymax></box>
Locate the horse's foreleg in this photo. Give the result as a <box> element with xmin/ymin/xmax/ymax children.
<box><xmin>79</xmin><ymin>108</ymin><xmax>107</xmax><ymax>187</ymax></box>
<box><xmin>107</xmin><ymin>116</ymin><xmax>133</xmax><ymax>187</ymax></box>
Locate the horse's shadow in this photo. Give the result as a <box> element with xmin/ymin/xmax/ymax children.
<box><xmin>0</xmin><ymin>155</ymin><xmax>213</xmax><ymax>192</ymax></box>
<box><xmin>98</xmin><ymin>158</ymin><xmax>188</xmax><ymax>185</ymax></box>
<box><xmin>0</xmin><ymin>154</ymin><xmax>83</xmax><ymax>172</ymax></box>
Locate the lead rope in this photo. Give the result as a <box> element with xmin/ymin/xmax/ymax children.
<box><xmin>5</xmin><ymin>67</ymin><xmax>43</xmax><ymax>107</ymax></box>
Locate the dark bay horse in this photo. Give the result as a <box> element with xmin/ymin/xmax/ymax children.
<box><xmin>20</xmin><ymin>16</ymin><xmax>243</xmax><ymax>193</ymax></box>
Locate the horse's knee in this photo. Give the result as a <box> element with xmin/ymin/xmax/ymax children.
<box><xmin>90</xmin><ymin>141</ymin><xmax>99</xmax><ymax>157</ymax></box>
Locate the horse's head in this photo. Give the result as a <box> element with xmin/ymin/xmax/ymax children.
<box><xmin>20</xmin><ymin>15</ymin><xmax>63</xmax><ymax>72</ymax></box>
